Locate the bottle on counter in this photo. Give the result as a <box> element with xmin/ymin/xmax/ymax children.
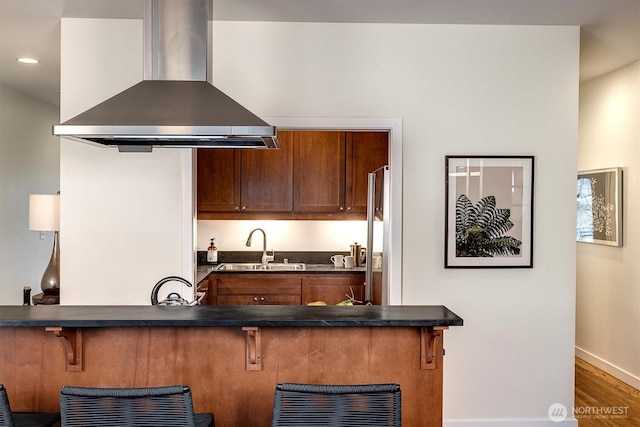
<box><xmin>23</xmin><ymin>285</ymin><xmax>31</xmax><ymax>305</ymax></box>
<box><xmin>207</xmin><ymin>238</ymin><xmax>218</xmax><ymax>265</ymax></box>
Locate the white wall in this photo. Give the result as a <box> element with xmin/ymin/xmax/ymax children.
<box><xmin>215</xmin><ymin>22</ymin><xmax>579</xmax><ymax>425</ymax></box>
<box><xmin>576</xmin><ymin>61</ymin><xmax>640</xmax><ymax>389</ymax></box>
<box><xmin>59</xmin><ymin>19</ymin><xmax>194</xmax><ymax>305</ymax></box>
<box><xmin>0</xmin><ymin>84</ymin><xmax>59</xmax><ymax>305</ymax></box>
<box><xmin>61</xmin><ymin>20</ymin><xmax>579</xmax><ymax>425</ymax></box>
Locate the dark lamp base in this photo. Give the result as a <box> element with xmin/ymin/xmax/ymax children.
<box><xmin>32</xmin><ymin>293</ymin><xmax>60</xmax><ymax>305</ymax></box>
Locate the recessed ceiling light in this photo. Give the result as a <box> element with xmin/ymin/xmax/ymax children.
<box><xmin>17</xmin><ymin>57</ymin><xmax>39</xmax><ymax>64</ymax></box>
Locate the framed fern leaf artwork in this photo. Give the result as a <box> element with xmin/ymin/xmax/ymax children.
<box><xmin>445</xmin><ymin>156</ymin><xmax>534</xmax><ymax>268</ymax></box>
<box><xmin>576</xmin><ymin>168</ymin><xmax>622</xmax><ymax>246</ymax></box>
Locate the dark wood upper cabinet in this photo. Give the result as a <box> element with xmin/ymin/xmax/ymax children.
<box><xmin>345</xmin><ymin>132</ymin><xmax>389</xmax><ymax>213</ymax></box>
<box><xmin>197</xmin><ymin>130</ymin><xmax>388</xmax><ymax>219</ymax></box>
<box><xmin>197</xmin><ymin>149</ymin><xmax>240</xmax><ymax>212</ymax></box>
<box><xmin>293</xmin><ymin>131</ymin><xmax>346</xmax><ymax>213</ymax></box>
<box><xmin>240</xmin><ymin>131</ymin><xmax>294</xmax><ymax>212</ymax></box>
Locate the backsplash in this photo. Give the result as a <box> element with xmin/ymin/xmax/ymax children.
<box><xmin>196</xmin><ymin>220</ymin><xmax>367</xmax><ymax>252</ymax></box>
<box><xmin>196</xmin><ymin>250</ymin><xmax>352</xmax><ymax>266</ymax></box>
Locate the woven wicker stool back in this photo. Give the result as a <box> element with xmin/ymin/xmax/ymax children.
<box><xmin>272</xmin><ymin>383</ymin><xmax>401</xmax><ymax>427</ymax></box>
<box><xmin>60</xmin><ymin>385</ymin><xmax>213</xmax><ymax>427</ymax></box>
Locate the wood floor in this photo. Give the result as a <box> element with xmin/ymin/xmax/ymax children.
<box><xmin>575</xmin><ymin>357</ymin><xmax>640</xmax><ymax>426</ymax></box>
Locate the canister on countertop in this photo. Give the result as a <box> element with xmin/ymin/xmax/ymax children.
<box><xmin>207</xmin><ymin>238</ymin><xmax>218</xmax><ymax>265</ymax></box>
<box><xmin>23</xmin><ymin>285</ymin><xmax>31</xmax><ymax>305</ymax></box>
<box><xmin>350</xmin><ymin>242</ymin><xmax>365</xmax><ymax>267</ymax></box>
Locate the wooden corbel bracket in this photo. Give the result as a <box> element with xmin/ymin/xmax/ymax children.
<box><xmin>242</xmin><ymin>327</ymin><xmax>262</xmax><ymax>371</ymax></box>
<box><xmin>420</xmin><ymin>326</ymin><xmax>448</xmax><ymax>370</ymax></box>
<box><xmin>45</xmin><ymin>327</ymin><xmax>83</xmax><ymax>372</ymax></box>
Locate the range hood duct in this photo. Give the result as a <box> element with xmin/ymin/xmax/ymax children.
<box><xmin>53</xmin><ymin>0</ymin><xmax>279</xmax><ymax>152</ymax></box>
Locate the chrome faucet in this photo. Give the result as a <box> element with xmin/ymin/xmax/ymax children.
<box><xmin>246</xmin><ymin>228</ymin><xmax>274</xmax><ymax>266</ymax></box>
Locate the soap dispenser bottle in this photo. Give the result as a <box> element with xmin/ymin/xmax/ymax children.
<box><xmin>207</xmin><ymin>238</ymin><xmax>218</xmax><ymax>265</ymax></box>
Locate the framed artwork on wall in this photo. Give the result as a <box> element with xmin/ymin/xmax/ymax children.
<box><xmin>576</xmin><ymin>167</ymin><xmax>622</xmax><ymax>247</ymax></box>
<box><xmin>445</xmin><ymin>155</ymin><xmax>535</xmax><ymax>268</ymax></box>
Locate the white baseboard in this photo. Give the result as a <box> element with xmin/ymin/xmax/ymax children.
<box><xmin>575</xmin><ymin>346</ymin><xmax>640</xmax><ymax>390</ymax></box>
<box><xmin>444</xmin><ymin>419</ymin><xmax>577</xmax><ymax>427</ymax></box>
<box><xmin>442</xmin><ymin>350</ymin><xmax>639</xmax><ymax>427</ymax></box>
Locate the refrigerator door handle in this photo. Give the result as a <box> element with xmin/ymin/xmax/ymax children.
<box><xmin>365</xmin><ymin>172</ymin><xmax>376</xmax><ymax>303</ymax></box>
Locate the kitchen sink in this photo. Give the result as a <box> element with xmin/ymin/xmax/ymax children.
<box><xmin>264</xmin><ymin>263</ymin><xmax>306</xmax><ymax>271</ymax></box>
<box><xmin>215</xmin><ymin>263</ymin><xmax>306</xmax><ymax>271</ymax></box>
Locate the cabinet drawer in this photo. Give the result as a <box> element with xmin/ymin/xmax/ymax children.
<box><xmin>217</xmin><ymin>294</ymin><xmax>301</xmax><ymax>306</ymax></box>
<box><xmin>216</xmin><ymin>275</ymin><xmax>301</xmax><ymax>295</ymax></box>
<box><xmin>302</xmin><ymin>274</ymin><xmax>365</xmax><ymax>288</ymax></box>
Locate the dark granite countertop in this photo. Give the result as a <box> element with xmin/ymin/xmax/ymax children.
<box><xmin>0</xmin><ymin>305</ymin><xmax>463</xmax><ymax>328</ymax></box>
<box><xmin>196</xmin><ymin>263</ymin><xmax>366</xmax><ymax>283</ymax></box>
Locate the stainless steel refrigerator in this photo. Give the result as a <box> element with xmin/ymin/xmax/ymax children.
<box><xmin>366</xmin><ymin>165</ymin><xmax>390</xmax><ymax>305</ymax></box>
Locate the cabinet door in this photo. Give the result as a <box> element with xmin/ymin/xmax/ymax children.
<box><xmin>345</xmin><ymin>132</ymin><xmax>389</xmax><ymax>213</ymax></box>
<box><xmin>301</xmin><ymin>274</ymin><xmax>365</xmax><ymax>305</ymax></box>
<box><xmin>293</xmin><ymin>131</ymin><xmax>346</xmax><ymax>213</ymax></box>
<box><xmin>240</xmin><ymin>131</ymin><xmax>294</xmax><ymax>212</ymax></box>
<box><xmin>197</xmin><ymin>149</ymin><xmax>241</xmax><ymax>213</ymax></box>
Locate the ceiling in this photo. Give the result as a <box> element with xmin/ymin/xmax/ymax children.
<box><xmin>0</xmin><ymin>0</ymin><xmax>638</xmax><ymax>106</ymax></box>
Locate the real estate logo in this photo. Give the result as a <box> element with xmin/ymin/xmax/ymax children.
<box><xmin>548</xmin><ymin>403</ymin><xmax>567</xmax><ymax>422</ymax></box>
<box><xmin>548</xmin><ymin>403</ymin><xmax>630</xmax><ymax>422</ymax></box>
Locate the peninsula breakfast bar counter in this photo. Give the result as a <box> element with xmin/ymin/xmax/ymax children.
<box><xmin>0</xmin><ymin>305</ymin><xmax>463</xmax><ymax>426</ymax></box>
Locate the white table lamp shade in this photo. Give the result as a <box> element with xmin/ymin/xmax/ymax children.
<box><xmin>29</xmin><ymin>194</ymin><xmax>60</xmax><ymax>231</ymax></box>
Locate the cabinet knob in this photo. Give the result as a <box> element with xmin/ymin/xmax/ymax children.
<box><xmin>347</xmin><ymin>206</ymin><xmax>351</xmax><ymax>210</ymax></box>
<box><xmin>260</xmin><ymin>297</ymin><xmax>265</xmax><ymax>302</ymax></box>
<box><xmin>242</xmin><ymin>206</ymin><xmax>247</xmax><ymax>210</ymax></box>
<box><xmin>235</xmin><ymin>206</ymin><xmax>240</xmax><ymax>211</ymax></box>
<box><xmin>253</xmin><ymin>297</ymin><xmax>258</xmax><ymax>301</ymax></box>
<box><xmin>339</xmin><ymin>207</ymin><xmax>344</xmax><ymax>211</ymax></box>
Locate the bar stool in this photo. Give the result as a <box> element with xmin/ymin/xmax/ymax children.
<box><xmin>272</xmin><ymin>383</ymin><xmax>401</xmax><ymax>426</ymax></box>
<box><xmin>0</xmin><ymin>384</ymin><xmax>60</xmax><ymax>427</ymax></box>
<box><xmin>60</xmin><ymin>385</ymin><xmax>214</xmax><ymax>426</ymax></box>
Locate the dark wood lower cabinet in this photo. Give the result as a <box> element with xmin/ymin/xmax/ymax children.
<box><xmin>213</xmin><ymin>274</ymin><xmax>301</xmax><ymax>306</ymax></box>
<box><xmin>301</xmin><ymin>274</ymin><xmax>365</xmax><ymax>305</ymax></box>
<box><xmin>206</xmin><ymin>272</ymin><xmax>365</xmax><ymax>306</ymax></box>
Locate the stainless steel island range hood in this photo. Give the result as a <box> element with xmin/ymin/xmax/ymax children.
<box><xmin>53</xmin><ymin>0</ymin><xmax>279</xmax><ymax>152</ymax></box>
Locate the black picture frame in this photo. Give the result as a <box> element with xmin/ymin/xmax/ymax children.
<box><xmin>445</xmin><ymin>155</ymin><xmax>534</xmax><ymax>268</ymax></box>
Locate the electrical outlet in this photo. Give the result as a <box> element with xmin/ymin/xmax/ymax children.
<box><xmin>40</xmin><ymin>231</ymin><xmax>46</xmax><ymax>240</ymax></box>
